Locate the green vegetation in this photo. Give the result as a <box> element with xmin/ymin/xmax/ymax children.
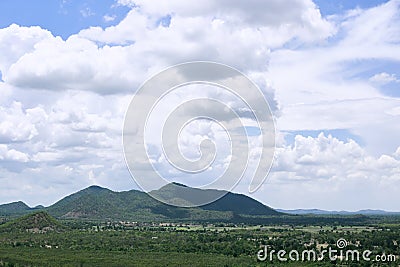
<box><xmin>0</xmin><ymin>211</ymin><xmax>65</xmax><ymax>234</ymax></box>
<box><xmin>0</xmin><ymin>212</ymin><xmax>399</xmax><ymax>266</ymax></box>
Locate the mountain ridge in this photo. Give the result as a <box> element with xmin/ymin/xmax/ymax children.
<box><xmin>3</xmin><ymin>184</ymin><xmax>399</xmax><ymax>221</ymax></box>
<box><xmin>0</xmin><ymin>183</ymin><xmax>280</xmax><ymax>221</ymax></box>
<box><xmin>0</xmin><ymin>201</ymin><xmax>31</xmax><ymax>215</ymax></box>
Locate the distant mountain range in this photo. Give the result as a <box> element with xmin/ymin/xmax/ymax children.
<box><xmin>0</xmin><ymin>183</ymin><xmax>280</xmax><ymax>221</ymax></box>
<box><xmin>277</xmin><ymin>209</ymin><xmax>400</xmax><ymax>215</ymax></box>
<box><xmin>2</xmin><ymin>184</ymin><xmax>397</xmax><ymax>222</ymax></box>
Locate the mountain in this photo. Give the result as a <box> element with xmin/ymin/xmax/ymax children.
<box><xmin>45</xmin><ymin>185</ymin><xmax>183</xmax><ymax>221</ymax></box>
<box><xmin>0</xmin><ymin>183</ymin><xmax>280</xmax><ymax>222</ymax></box>
<box><xmin>153</xmin><ymin>183</ymin><xmax>279</xmax><ymax>215</ymax></box>
<box><xmin>2</xmin><ymin>186</ymin><xmax>399</xmax><ymax>222</ymax></box>
<box><xmin>45</xmin><ymin>183</ymin><xmax>280</xmax><ymax>221</ymax></box>
<box><xmin>0</xmin><ymin>201</ymin><xmax>31</xmax><ymax>215</ymax></box>
<box><xmin>277</xmin><ymin>209</ymin><xmax>400</xmax><ymax>215</ymax></box>
<box><xmin>0</xmin><ymin>211</ymin><xmax>65</xmax><ymax>233</ymax></box>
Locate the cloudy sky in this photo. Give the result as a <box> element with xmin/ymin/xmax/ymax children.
<box><xmin>0</xmin><ymin>0</ymin><xmax>399</xmax><ymax>211</ymax></box>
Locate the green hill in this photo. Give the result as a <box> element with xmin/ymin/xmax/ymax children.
<box><xmin>45</xmin><ymin>185</ymin><xmax>235</xmax><ymax>221</ymax></box>
<box><xmin>0</xmin><ymin>211</ymin><xmax>65</xmax><ymax>233</ymax></box>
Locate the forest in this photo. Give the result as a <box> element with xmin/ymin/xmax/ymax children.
<box><xmin>0</xmin><ymin>212</ymin><xmax>399</xmax><ymax>266</ymax></box>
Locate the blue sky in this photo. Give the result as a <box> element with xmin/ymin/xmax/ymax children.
<box><xmin>0</xmin><ymin>0</ymin><xmax>399</xmax><ymax>211</ymax></box>
<box><xmin>0</xmin><ymin>0</ymin><xmax>130</xmax><ymax>39</ymax></box>
<box><xmin>314</xmin><ymin>0</ymin><xmax>390</xmax><ymax>15</ymax></box>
